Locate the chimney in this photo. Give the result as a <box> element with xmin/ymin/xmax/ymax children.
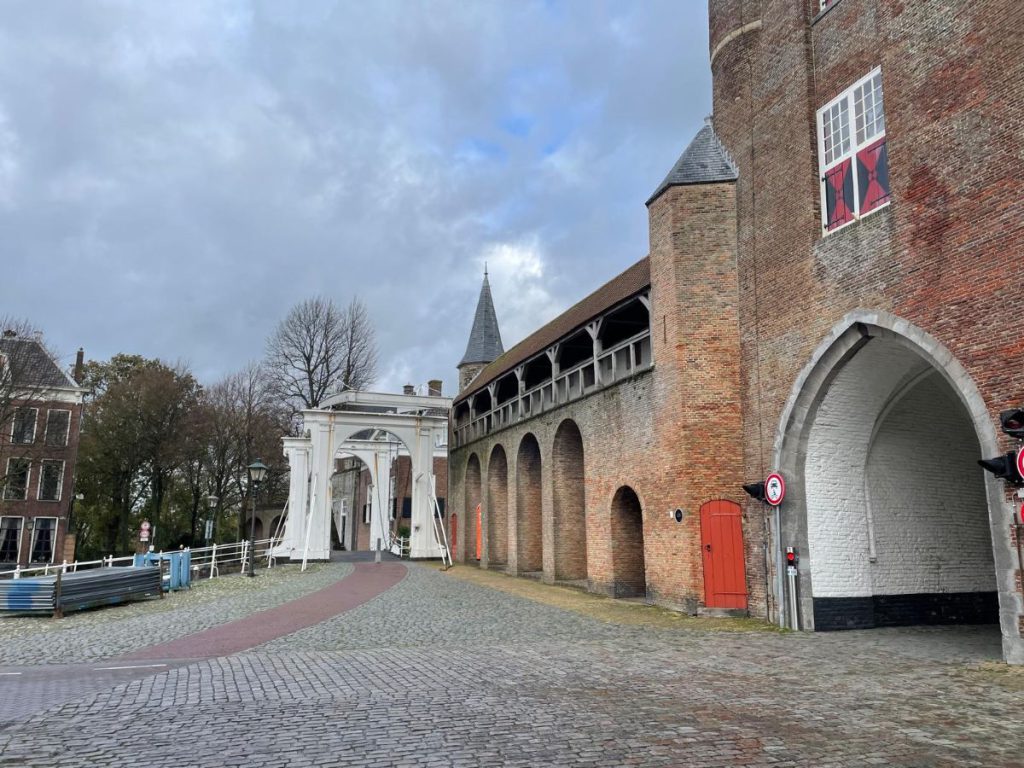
<box><xmin>402</xmin><ymin>384</ymin><xmax>416</xmax><ymax>396</ymax></box>
<box><xmin>74</xmin><ymin>348</ymin><xmax>85</xmax><ymax>384</ymax></box>
<box><xmin>428</xmin><ymin>379</ymin><xmax>442</xmax><ymax>396</ymax></box>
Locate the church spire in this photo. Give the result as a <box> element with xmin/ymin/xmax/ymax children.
<box><xmin>459</xmin><ymin>268</ymin><xmax>504</xmax><ymax>369</ymax></box>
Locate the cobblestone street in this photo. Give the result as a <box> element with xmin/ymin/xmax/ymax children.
<box><xmin>1</xmin><ymin>561</ymin><xmax>1020</xmax><ymax>767</ymax></box>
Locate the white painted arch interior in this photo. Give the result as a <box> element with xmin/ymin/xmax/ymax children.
<box><xmin>804</xmin><ymin>338</ymin><xmax>994</xmax><ymax>598</ymax></box>
<box><xmin>771</xmin><ymin>311</ymin><xmax>1022</xmax><ymax>664</ymax></box>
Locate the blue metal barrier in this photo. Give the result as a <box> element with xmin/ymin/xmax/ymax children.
<box><xmin>133</xmin><ymin>551</ymin><xmax>192</xmax><ymax>591</ymax></box>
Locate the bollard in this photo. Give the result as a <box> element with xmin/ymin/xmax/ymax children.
<box><xmin>375</xmin><ymin>538</ymin><xmax>381</xmax><ymax>563</ymax></box>
<box><xmin>53</xmin><ymin>569</ymin><xmax>64</xmax><ymax>619</ymax></box>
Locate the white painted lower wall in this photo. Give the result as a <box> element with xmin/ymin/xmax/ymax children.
<box><xmin>866</xmin><ymin>374</ymin><xmax>994</xmax><ymax>594</ymax></box>
<box><xmin>805</xmin><ymin>339</ymin><xmax>995</xmax><ymax>598</ymax></box>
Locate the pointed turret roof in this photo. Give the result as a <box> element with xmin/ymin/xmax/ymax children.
<box><xmin>459</xmin><ymin>268</ymin><xmax>504</xmax><ymax>367</ymax></box>
<box><xmin>646</xmin><ymin>119</ymin><xmax>738</xmax><ymax>205</ymax></box>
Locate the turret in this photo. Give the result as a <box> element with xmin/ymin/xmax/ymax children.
<box><xmin>458</xmin><ymin>268</ymin><xmax>504</xmax><ymax>393</ymax></box>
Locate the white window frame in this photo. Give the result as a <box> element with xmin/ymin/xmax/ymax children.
<box><xmin>4</xmin><ymin>458</ymin><xmax>30</xmax><ymax>500</ymax></box>
<box><xmin>37</xmin><ymin>459</ymin><xmax>65</xmax><ymax>502</ymax></box>
<box><xmin>0</xmin><ymin>516</ymin><xmax>24</xmax><ymax>563</ymax></box>
<box><xmin>816</xmin><ymin>67</ymin><xmax>889</xmax><ymax>234</ymax></box>
<box><xmin>29</xmin><ymin>516</ymin><xmax>58</xmax><ymax>564</ymax></box>
<box><xmin>11</xmin><ymin>407</ymin><xmax>38</xmax><ymax>445</ymax></box>
<box><xmin>44</xmin><ymin>409</ymin><xmax>72</xmax><ymax>448</ymax></box>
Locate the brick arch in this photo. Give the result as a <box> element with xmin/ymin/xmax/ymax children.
<box><xmin>515</xmin><ymin>433</ymin><xmax>543</xmax><ymax>573</ymax></box>
<box><xmin>610</xmin><ymin>485</ymin><xmax>646</xmax><ymax>598</ymax></box>
<box><xmin>772</xmin><ymin>311</ymin><xmax>1018</xmax><ymax>663</ymax></box>
<box><xmin>464</xmin><ymin>453</ymin><xmax>482</xmax><ymax>562</ymax></box>
<box><xmin>552</xmin><ymin>419</ymin><xmax>587</xmax><ymax>581</ymax></box>
<box><xmin>487</xmin><ymin>444</ymin><xmax>509</xmax><ymax>566</ymax></box>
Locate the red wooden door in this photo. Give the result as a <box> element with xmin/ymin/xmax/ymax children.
<box><xmin>700</xmin><ymin>500</ymin><xmax>747</xmax><ymax>610</ymax></box>
<box><xmin>475</xmin><ymin>504</ymin><xmax>482</xmax><ymax>561</ymax></box>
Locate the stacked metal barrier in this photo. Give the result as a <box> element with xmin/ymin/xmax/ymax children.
<box><xmin>0</xmin><ymin>566</ymin><xmax>162</xmax><ymax>616</ymax></box>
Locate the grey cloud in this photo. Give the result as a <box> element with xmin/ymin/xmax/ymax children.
<box><xmin>0</xmin><ymin>0</ymin><xmax>710</xmax><ymax>392</ymax></box>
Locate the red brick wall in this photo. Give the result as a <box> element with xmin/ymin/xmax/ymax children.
<box><xmin>0</xmin><ymin>397</ymin><xmax>83</xmax><ymax>567</ymax></box>
<box><xmin>710</xmin><ymin>0</ymin><xmax>1024</xmax><ymax>617</ymax></box>
<box><xmin>449</xmin><ymin>179</ymin><xmax>743</xmax><ymax>611</ymax></box>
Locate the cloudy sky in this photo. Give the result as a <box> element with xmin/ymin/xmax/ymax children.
<box><xmin>0</xmin><ymin>1</ymin><xmax>711</xmax><ymax>394</ymax></box>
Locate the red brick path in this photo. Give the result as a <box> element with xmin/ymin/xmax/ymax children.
<box><xmin>121</xmin><ymin>563</ymin><xmax>407</xmax><ymax>661</ymax></box>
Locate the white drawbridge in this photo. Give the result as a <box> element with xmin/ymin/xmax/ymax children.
<box><xmin>275</xmin><ymin>389</ymin><xmax>451</xmax><ymax>562</ymax></box>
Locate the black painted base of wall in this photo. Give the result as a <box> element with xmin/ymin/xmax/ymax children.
<box><xmin>813</xmin><ymin>591</ymin><xmax>999</xmax><ymax>631</ymax></box>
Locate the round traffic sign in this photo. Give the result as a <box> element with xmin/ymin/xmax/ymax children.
<box><xmin>765</xmin><ymin>472</ymin><xmax>786</xmax><ymax>506</ymax></box>
<box><xmin>140</xmin><ymin>521</ymin><xmax>151</xmax><ymax>531</ymax></box>
<box><xmin>1017</xmin><ymin>448</ymin><xmax>1024</xmax><ymax>480</ymax></box>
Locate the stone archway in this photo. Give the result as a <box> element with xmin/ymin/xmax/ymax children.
<box><xmin>465</xmin><ymin>454</ymin><xmax>482</xmax><ymax>562</ymax></box>
<box><xmin>610</xmin><ymin>486</ymin><xmax>646</xmax><ymax>598</ymax></box>
<box><xmin>487</xmin><ymin>445</ymin><xmax>509</xmax><ymax>566</ymax></box>
<box><xmin>552</xmin><ymin>419</ymin><xmax>587</xmax><ymax>582</ymax></box>
<box><xmin>772</xmin><ymin>312</ymin><xmax>1019</xmax><ymax>663</ymax></box>
<box><xmin>516</xmin><ymin>433</ymin><xmax>543</xmax><ymax>574</ymax></box>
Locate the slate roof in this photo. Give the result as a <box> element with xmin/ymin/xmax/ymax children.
<box><xmin>0</xmin><ymin>336</ymin><xmax>79</xmax><ymax>389</ymax></box>
<box><xmin>459</xmin><ymin>272</ymin><xmax>505</xmax><ymax>366</ymax></box>
<box><xmin>646</xmin><ymin>121</ymin><xmax>738</xmax><ymax>205</ymax></box>
<box><xmin>454</xmin><ymin>256</ymin><xmax>651</xmax><ymax>405</ymax></box>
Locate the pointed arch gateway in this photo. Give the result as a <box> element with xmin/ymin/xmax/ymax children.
<box><xmin>772</xmin><ymin>311</ymin><xmax>1018</xmax><ymax>662</ymax></box>
<box><xmin>552</xmin><ymin>419</ymin><xmax>587</xmax><ymax>582</ymax></box>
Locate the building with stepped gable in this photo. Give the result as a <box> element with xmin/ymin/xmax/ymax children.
<box><xmin>448</xmin><ymin>1</ymin><xmax>1024</xmax><ymax>664</ymax></box>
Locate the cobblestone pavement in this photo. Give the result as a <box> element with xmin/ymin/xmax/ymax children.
<box><xmin>1</xmin><ymin>563</ymin><xmax>1021</xmax><ymax>767</ymax></box>
<box><xmin>0</xmin><ymin>561</ymin><xmax>351</xmax><ymax>665</ymax></box>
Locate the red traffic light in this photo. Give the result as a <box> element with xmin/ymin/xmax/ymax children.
<box><xmin>785</xmin><ymin>547</ymin><xmax>798</xmax><ymax>566</ymax></box>
<box><xmin>1000</xmin><ymin>409</ymin><xmax>1024</xmax><ymax>440</ymax></box>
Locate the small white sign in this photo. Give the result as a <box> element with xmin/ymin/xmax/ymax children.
<box><xmin>787</xmin><ymin>565</ymin><xmax>797</xmax><ymax>577</ymax></box>
<box><xmin>204</xmin><ymin>519</ymin><xmax>214</xmax><ymax>540</ymax></box>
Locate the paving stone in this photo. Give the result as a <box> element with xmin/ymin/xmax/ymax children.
<box><xmin>0</xmin><ymin>563</ymin><xmax>1018</xmax><ymax>766</ymax></box>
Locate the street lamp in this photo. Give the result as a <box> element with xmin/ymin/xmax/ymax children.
<box><xmin>246</xmin><ymin>460</ymin><xmax>268</xmax><ymax>577</ymax></box>
<box><xmin>205</xmin><ymin>495</ymin><xmax>219</xmax><ymax>543</ymax></box>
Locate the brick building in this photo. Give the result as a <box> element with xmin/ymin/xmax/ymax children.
<box><xmin>448</xmin><ymin>1</ymin><xmax>1024</xmax><ymax>663</ymax></box>
<box><xmin>0</xmin><ymin>332</ymin><xmax>87</xmax><ymax>570</ymax></box>
<box><xmin>337</xmin><ymin>453</ymin><xmax>449</xmax><ymax>552</ymax></box>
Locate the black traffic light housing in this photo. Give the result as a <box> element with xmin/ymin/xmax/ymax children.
<box><xmin>1000</xmin><ymin>409</ymin><xmax>1024</xmax><ymax>441</ymax></box>
<box><xmin>978</xmin><ymin>452</ymin><xmax>1024</xmax><ymax>487</ymax></box>
<box><xmin>785</xmin><ymin>547</ymin><xmax>798</xmax><ymax>567</ymax></box>
<box><xmin>743</xmin><ymin>482</ymin><xmax>767</xmax><ymax>502</ymax></box>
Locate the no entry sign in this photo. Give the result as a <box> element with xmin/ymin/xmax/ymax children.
<box><xmin>765</xmin><ymin>473</ymin><xmax>786</xmax><ymax>506</ymax></box>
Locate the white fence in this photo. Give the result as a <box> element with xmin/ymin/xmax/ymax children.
<box><xmin>0</xmin><ymin>537</ymin><xmax>283</xmax><ymax>581</ymax></box>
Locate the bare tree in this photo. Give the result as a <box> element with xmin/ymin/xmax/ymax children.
<box><xmin>340</xmin><ymin>298</ymin><xmax>379</xmax><ymax>393</ymax></box>
<box><xmin>265</xmin><ymin>296</ymin><xmax>378</xmax><ymax>411</ymax></box>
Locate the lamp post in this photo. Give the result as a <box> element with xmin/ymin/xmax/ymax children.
<box><xmin>246</xmin><ymin>460</ymin><xmax>268</xmax><ymax>577</ymax></box>
<box><xmin>205</xmin><ymin>495</ymin><xmax>219</xmax><ymax>543</ymax></box>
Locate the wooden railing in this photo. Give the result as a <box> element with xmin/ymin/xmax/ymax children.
<box><xmin>454</xmin><ymin>330</ymin><xmax>652</xmax><ymax>447</ymax></box>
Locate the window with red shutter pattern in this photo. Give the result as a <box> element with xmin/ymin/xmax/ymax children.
<box><xmin>824</xmin><ymin>159</ymin><xmax>855</xmax><ymax>231</ymax></box>
<box><xmin>856</xmin><ymin>137</ymin><xmax>889</xmax><ymax>215</ymax></box>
